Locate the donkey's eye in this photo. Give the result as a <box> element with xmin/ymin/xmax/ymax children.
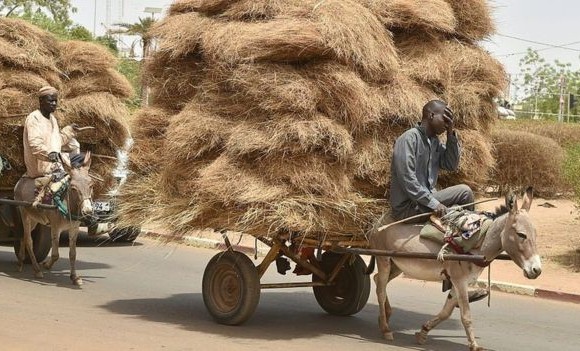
<box><xmin>517</xmin><ymin>232</ymin><xmax>527</xmax><ymax>240</ymax></box>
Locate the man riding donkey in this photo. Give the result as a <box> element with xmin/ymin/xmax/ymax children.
<box><xmin>389</xmin><ymin>99</ymin><xmax>488</xmax><ymax>304</ymax></box>
<box><xmin>23</xmin><ymin>86</ymin><xmax>83</xmax><ymax>211</ymax></box>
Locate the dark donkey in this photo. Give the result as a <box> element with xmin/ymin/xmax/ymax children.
<box><xmin>14</xmin><ymin>152</ymin><xmax>94</xmax><ymax>285</ymax></box>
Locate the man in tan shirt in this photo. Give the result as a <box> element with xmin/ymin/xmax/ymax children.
<box><xmin>23</xmin><ymin>86</ymin><xmax>77</xmax><ymax>179</ymax></box>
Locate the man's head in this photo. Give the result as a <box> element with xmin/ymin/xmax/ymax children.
<box><xmin>38</xmin><ymin>86</ymin><xmax>58</xmax><ymax>116</ymax></box>
<box><xmin>421</xmin><ymin>100</ymin><xmax>452</xmax><ymax>136</ymax></box>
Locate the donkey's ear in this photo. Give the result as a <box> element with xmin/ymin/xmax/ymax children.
<box><xmin>520</xmin><ymin>187</ymin><xmax>533</xmax><ymax>212</ymax></box>
<box><xmin>505</xmin><ymin>191</ymin><xmax>518</xmax><ymax>214</ymax></box>
<box><xmin>83</xmin><ymin>151</ymin><xmax>92</xmax><ymax>169</ymax></box>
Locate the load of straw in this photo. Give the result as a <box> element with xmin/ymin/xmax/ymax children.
<box><xmin>0</xmin><ymin>18</ymin><xmax>133</xmax><ymax>197</ymax></box>
<box><xmin>118</xmin><ymin>0</ymin><xmax>505</xmax><ymax>241</ymax></box>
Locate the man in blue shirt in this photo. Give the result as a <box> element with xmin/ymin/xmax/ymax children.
<box><xmin>390</xmin><ymin>99</ymin><xmax>474</xmax><ymax>221</ymax></box>
<box><xmin>389</xmin><ymin>99</ymin><xmax>486</xmax><ymax>303</ymax></box>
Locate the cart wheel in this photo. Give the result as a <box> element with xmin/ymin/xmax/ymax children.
<box><xmin>13</xmin><ymin>225</ymin><xmax>52</xmax><ymax>264</ymax></box>
<box><xmin>202</xmin><ymin>250</ymin><xmax>260</xmax><ymax>325</ymax></box>
<box><xmin>312</xmin><ymin>252</ymin><xmax>370</xmax><ymax>316</ymax></box>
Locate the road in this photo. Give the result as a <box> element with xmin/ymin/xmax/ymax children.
<box><xmin>1</xmin><ymin>235</ymin><xmax>578</xmax><ymax>351</ymax></box>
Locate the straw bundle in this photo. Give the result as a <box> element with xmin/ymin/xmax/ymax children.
<box><xmin>0</xmin><ymin>20</ymin><xmax>133</xmax><ymax>197</ymax></box>
<box><xmin>363</xmin><ymin>0</ymin><xmax>457</xmax><ymax>34</ymax></box>
<box><xmin>444</xmin><ymin>0</ymin><xmax>495</xmax><ymax>41</ymax></box>
<box><xmin>495</xmin><ymin>120</ymin><xmax>580</xmax><ymax>148</ymax></box>
<box><xmin>118</xmin><ymin>0</ymin><xmax>505</xmax><ymax>240</ymax></box>
<box><xmin>489</xmin><ymin>130</ymin><xmax>566</xmax><ymax>197</ymax></box>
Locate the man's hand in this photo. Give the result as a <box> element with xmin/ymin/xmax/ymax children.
<box><xmin>443</xmin><ymin>106</ymin><xmax>454</xmax><ymax>135</ymax></box>
<box><xmin>434</xmin><ymin>203</ymin><xmax>448</xmax><ymax>217</ymax></box>
<box><xmin>48</xmin><ymin>152</ymin><xmax>60</xmax><ymax>163</ymax></box>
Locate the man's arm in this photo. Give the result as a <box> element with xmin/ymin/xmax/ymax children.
<box><xmin>25</xmin><ymin>115</ymin><xmax>53</xmax><ymax>162</ymax></box>
<box><xmin>439</xmin><ymin>131</ymin><xmax>460</xmax><ymax>171</ymax></box>
<box><xmin>392</xmin><ymin>133</ymin><xmax>440</xmax><ymax>210</ymax></box>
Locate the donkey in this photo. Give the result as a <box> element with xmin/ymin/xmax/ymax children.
<box><xmin>14</xmin><ymin>152</ymin><xmax>94</xmax><ymax>286</ymax></box>
<box><xmin>369</xmin><ymin>188</ymin><xmax>541</xmax><ymax>351</ymax></box>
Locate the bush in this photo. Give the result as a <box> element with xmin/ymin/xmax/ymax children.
<box><xmin>563</xmin><ymin>143</ymin><xmax>580</xmax><ymax>207</ymax></box>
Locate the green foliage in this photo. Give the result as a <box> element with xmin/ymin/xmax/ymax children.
<box><xmin>563</xmin><ymin>143</ymin><xmax>580</xmax><ymax>207</ymax></box>
<box><xmin>516</xmin><ymin>49</ymin><xmax>580</xmax><ymax>118</ymax></box>
<box><xmin>118</xmin><ymin>58</ymin><xmax>142</xmax><ymax>110</ymax></box>
<box><xmin>0</xmin><ymin>0</ymin><xmax>75</xmax><ymax>23</ymax></box>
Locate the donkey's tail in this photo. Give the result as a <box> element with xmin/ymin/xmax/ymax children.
<box><xmin>365</xmin><ymin>256</ymin><xmax>375</xmax><ymax>275</ymax></box>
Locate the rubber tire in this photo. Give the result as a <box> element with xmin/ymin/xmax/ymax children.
<box><xmin>13</xmin><ymin>225</ymin><xmax>52</xmax><ymax>264</ymax></box>
<box><xmin>109</xmin><ymin>226</ymin><xmax>141</xmax><ymax>242</ymax></box>
<box><xmin>202</xmin><ymin>251</ymin><xmax>260</xmax><ymax>325</ymax></box>
<box><xmin>312</xmin><ymin>252</ymin><xmax>371</xmax><ymax>316</ymax></box>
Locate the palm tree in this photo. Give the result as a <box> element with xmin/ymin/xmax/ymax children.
<box><xmin>109</xmin><ymin>17</ymin><xmax>156</xmax><ymax>105</ymax></box>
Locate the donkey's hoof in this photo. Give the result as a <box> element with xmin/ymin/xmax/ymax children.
<box><xmin>43</xmin><ymin>262</ymin><xmax>51</xmax><ymax>270</ymax></box>
<box><xmin>71</xmin><ymin>276</ymin><xmax>83</xmax><ymax>286</ymax></box>
<box><xmin>383</xmin><ymin>332</ymin><xmax>394</xmax><ymax>341</ymax></box>
<box><xmin>415</xmin><ymin>331</ymin><xmax>428</xmax><ymax>345</ymax></box>
<box><xmin>469</xmin><ymin>346</ymin><xmax>485</xmax><ymax>351</ymax></box>
<box><xmin>34</xmin><ymin>271</ymin><xmax>44</xmax><ymax>279</ymax></box>
<box><xmin>17</xmin><ymin>263</ymin><xmax>23</xmax><ymax>272</ymax></box>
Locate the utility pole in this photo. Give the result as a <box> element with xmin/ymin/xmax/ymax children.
<box><xmin>558</xmin><ymin>75</ymin><xmax>565</xmax><ymax>122</ymax></box>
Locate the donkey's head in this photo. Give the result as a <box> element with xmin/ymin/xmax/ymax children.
<box><xmin>62</xmin><ymin>152</ymin><xmax>94</xmax><ymax>217</ymax></box>
<box><xmin>501</xmin><ymin>187</ymin><xmax>542</xmax><ymax>279</ymax></box>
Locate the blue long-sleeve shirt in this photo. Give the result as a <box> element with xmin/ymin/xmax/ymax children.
<box><xmin>389</xmin><ymin>125</ymin><xmax>460</xmax><ymax>219</ymax></box>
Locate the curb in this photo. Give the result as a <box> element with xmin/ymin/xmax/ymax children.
<box><xmin>142</xmin><ymin>230</ymin><xmax>580</xmax><ymax>305</ymax></box>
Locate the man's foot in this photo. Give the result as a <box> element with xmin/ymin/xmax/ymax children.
<box><xmin>448</xmin><ymin>289</ymin><xmax>489</xmax><ymax>308</ymax></box>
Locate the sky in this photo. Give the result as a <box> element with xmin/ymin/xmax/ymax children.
<box><xmin>70</xmin><ymin>0</ymin><xmax>579</xmax><ymax>99</ymax></box>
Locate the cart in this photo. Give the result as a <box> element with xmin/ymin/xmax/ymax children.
<box><xmin>201</xmin><ymin>232</ymin><xmax>498</xmax><ymax>326</ymax></box>
<box><xmin>0</xmin><ymin>188</ymin><xmax>56</xmax><ymax>262</ymax></box>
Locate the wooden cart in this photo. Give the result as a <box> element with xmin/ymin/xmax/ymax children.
<box><xmin>201</xmin><ymin>232</ymin><xmax>495</xmax><ymax>326</ymax></box>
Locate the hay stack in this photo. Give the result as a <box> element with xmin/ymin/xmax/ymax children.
<box><xmin>489</xmin><ymin>130</ymin><xmax>566</xmax><ymax>197</ymax></box>
<box><xmin>118</xmin><ymin>0</ymin><xmax>505</xmax><ymax>240</ymax></box>
<box><xmin>0</xmin><ymin>19</ymin><xmax>133</xmax><ymax>197</ymax></box>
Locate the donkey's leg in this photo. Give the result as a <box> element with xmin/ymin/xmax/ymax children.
<box><xmin>68</xmin><ymin>227</ymin><xmax>82</xmax><ymax>286</ymax></box>
<box><xmin>23</xmin><ymin>221</ymin><xmax>43</xmax><ymax>278</ymax></box>
<box><xmin>455</xmin><ymin>281</ymin><xmax>483</xmax><ymax>351</ymax></box>
<box><xmin>415</xmin><ymin>289</ymin><xmax>456</xmax><ymax>345</ymax></box>
<box><xmin>17</xmin><ymin>236</ymin><xmax>26</xmax><ymax>272</ymax></box>
<box><xmin>43</xmin><ymin>226</ymin><xmax>61</xmax><ymax>270</ymax></box>
<box><xmin>374</xmin><ymin>257</ymin><xmax>394</xmax><ymax>341</ymax></box>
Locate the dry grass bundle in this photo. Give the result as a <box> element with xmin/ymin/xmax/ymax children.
<box><xmin>0</xmin><ymin>124</ymin><xmax>24</xmax><ymax>187</ymax></box>
<box><xmin>115</xmin><ymin>173</ymin><xmax>165</xmax><ymax>229</ymax></box>
<box><xmin>150</xmin><ymin>12</ymin><xmax>212</xmax><ymax>60</ymax></box>
<box><xmin>443</xmin><ymin>83</ymin><xmax>498</xmax><ymax>133</ymax></box>
<box><xmin>349</xmin><ymin>130</ymin><xmax>401</xmax><ymax>190</ymax></box>
<box><xmin>438</xmin><ymin>129</ymin><xmax>495</xmax><ymax>191</ymax></box>
<box><xmin>0</xmin><ymin>70</ymin><xmax>50</xmax><ymax>93</ymax></box>
<box><xmin>61</xmin><ymin>69</ymin><xmax>134</xmax><ymax>99</ymax></box>
<box><xmin>495</xmin><ymin>120</ymin><xmax>580</xmax><ymax>147</ymax></box>
<box><xmin>0</xmin><ymin>88</ymin><xmax>36</xmax><ymax>117</ymax></box>
<box><xmin>201</xmin><ymin>18</ymin><xmax>326</xmax><ymax>64</ymax></box>
<box><xmin>143</xmin><ymin>53</ymin><xmax>205</xmax><ymax>111</ymax></box>
<box><xmin>220</xmin><ymin>0</ymin><xmax>284</xmax><ymax>20</ymax></box>
<box><xmin>296</xmin><ymin>0</ymin><xmax>399</xmax><ymax>80</ymax></box>
<box><xmin>194</xmin><ymin>155</ymin><xmax>291</xmax><ymax>205</ymax></box>
<box><xmin>489</xmin><ymin>130</ymin><xmax>566</xmax><ymax>197</ymax></box>
<box><xmin>127</xmin><ymin>108</ymin><xmax>171</xmax><ymax>174</ymax></box>
<box><xmin>362</xmin><ymin>0</ymin><xmax>457</xmax><ymax>34</ymax></box>
<box><xmin>0</xmin><ymin>37</ymin><xmax>58</xmax><ymax>73</ymax></box>
<box><xmin>57</xmin><ymin>40</ymin><xmax>117</xmax><ymax>75</ymax></box>
<box><xmin>444</xmin><ymin>0</ymin><xmax>495</xmax><ymax>41</ymax></box>
<box><xmin>225</xmin><ymin>113</ymin><xmax>353</xmax><ymax>161</ymax></box>
<box><xmin>219</xmin><ymin>63</ymin><xmax>320</xmax><ymax>116</ymax></box>
<box><xmin>168</xmin><ymin>0</ymin><xmax>238</xmax><ymax>15</ymax></box>
<box><xmin>58</xmin><ymin>93</ymin><xmax>130</xmax><ymax>147</ymax></box>
<box><xmin>89</xmin><ymin>160</ymin><xmax>117</xmax><ymax>197</ymax></box>
<box><xmin>307</xmin><ymin>62</ymin><xmax>384</xmax><ymax>131</ymax></box>
<box><xmin>0</xmin><ymin>17</ymin><xmax>59</xmax><ymax>57</ymax></box>
<box><xmin>377</xmin><ymin>73</ymin><xmax>437</xmax><ymax>127</ymax></box>
<box><xmin>164</xmin><ymin>104</ymin><xmax>232</xmax><ymax>161</ymax></box>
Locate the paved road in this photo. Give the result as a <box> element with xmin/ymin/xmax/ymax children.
<box><xmin>0</xmin><ymin>236</ymin><xmax>578</xmax><ymax>351</ymax></box>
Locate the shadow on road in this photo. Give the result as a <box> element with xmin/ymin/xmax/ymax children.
<box><xmin>100</xmin><ymin>291</ymin><xmax>492</xmax><ymax>350</ymax></box>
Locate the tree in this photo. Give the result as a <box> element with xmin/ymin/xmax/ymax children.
<box><xmin>516</xmin><ymin>49</ymin><xmax>580</xmax><ymax>120</ymax></box>
<box><xmin>0</xmin><ymin>0</ymin><xmax>75</xmax><ymax>24</ymax></box>
<box><xmin>109</xmin><ymin>17</ymin><xmax>156</xmax><ymax>105</ymax></box>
